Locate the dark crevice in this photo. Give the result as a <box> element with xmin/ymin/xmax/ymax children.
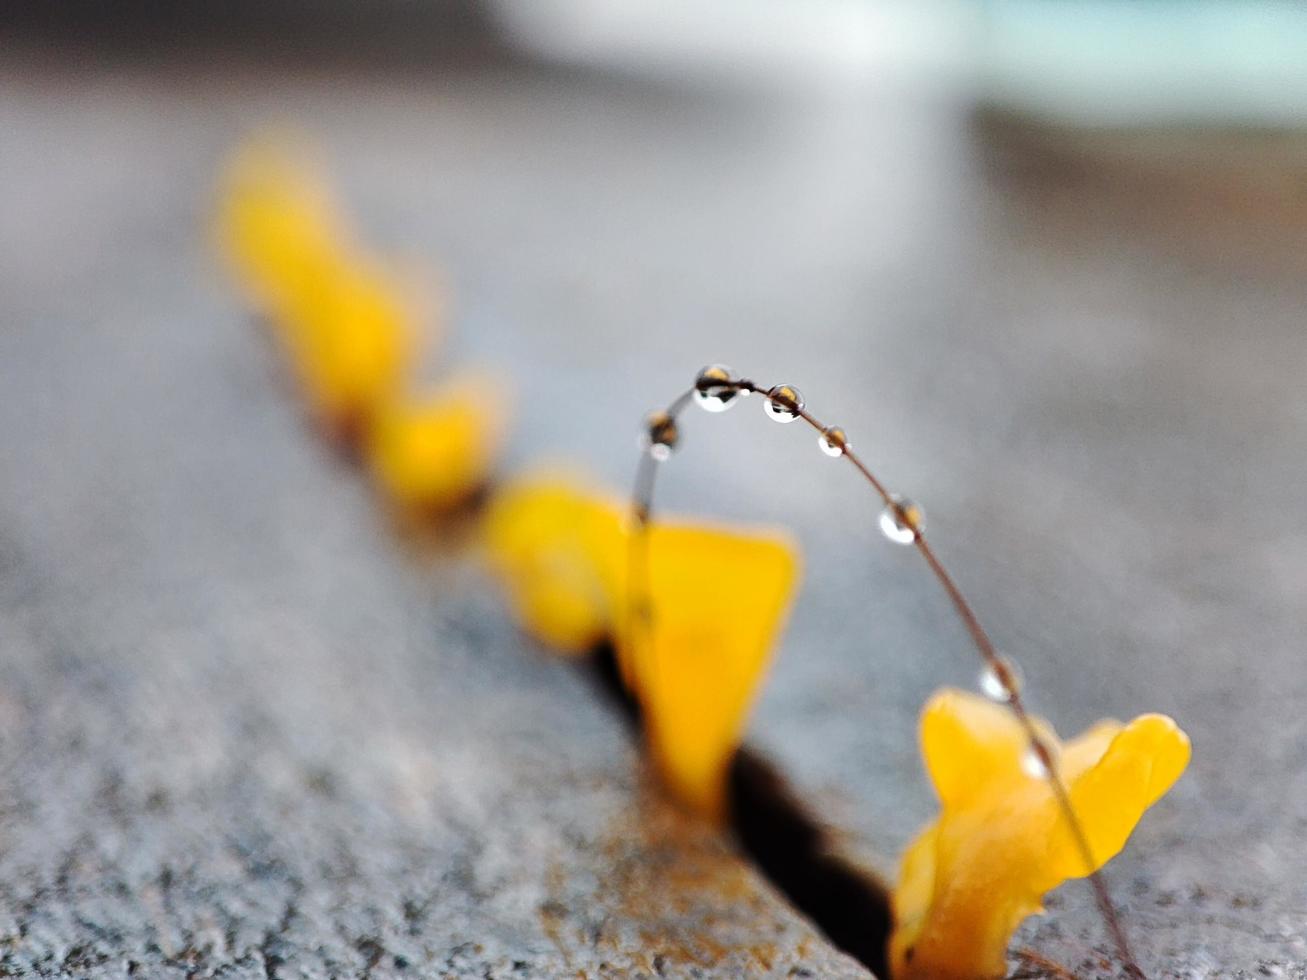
<box><xmin>583</xmin><ymin>643</ymin><xmax>892</xmax><ymax>978</ymax></box>
<box><xmin>584</xmin><ymin>641</ymin><xmax>641</xmax><ymax>727</ymax></box>
<box><xmin>728</xmin><ymin>750</ymin><xmax>891</xmax><ymax>978</ymax></box>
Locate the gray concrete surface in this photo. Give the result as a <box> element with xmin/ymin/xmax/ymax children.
<box><xmin>1</xmin><ymin>36</ymin><xmax>1305</xmax><ymax>978</ymax></box>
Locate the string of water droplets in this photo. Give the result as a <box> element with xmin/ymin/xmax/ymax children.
<box><xmin>626</xmin><ymin>365</ymin><xmax>1146</xmax><ymax>980</ymax></box>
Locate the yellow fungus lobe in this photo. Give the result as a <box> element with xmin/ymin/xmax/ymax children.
<box><xmin>216</xmin><ymin>141</ymin><xmax>419</xmax><ymax>435</ymax></box>
<box><xmin>890</xmin><ymin>689</ymin><xmax>1191</xmax><ymax>980</ymax></box>
<box><xmin>367</xmin><ymin>372</ymin><xmax>509</xmax><ymax>514</ymax></box>
<box><xmin>624</xmin><ymin>519</ymin><xmax>798</xmax><ymax>819</ymax></box>
<box><xmin>483</xmin><ymin>475</ymin><xmax>627</xmax><ymax>655</ymax></box>
<box><xmin>483</xmin><ymin>475</ymin><xmax>801</xmax><ymax>820</ymax></box>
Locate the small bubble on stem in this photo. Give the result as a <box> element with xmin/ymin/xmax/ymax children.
<box><xmin>818</xmin><ymin>425</ymin><xmax>849</xmax><ymax>458</ymax></box>
<box><xmin>878</xmin><ymin>494</ymin><xmax>923</xmax><ymax>545</ymax></box>
<box><xmin>764</xmin><ymin>384</ymin><xmax>804</xmax><ymax>423</ymax></box>
<box><xmin>694</xmin><ymin>364</ymin><xmax>739</xmax><ymax>413</ymax></box>
<box><xmin>643</xmin><ymin>410</ymin><xmax>679</xmax><ymax>461</ymax></box>
<box><xmin>1023</xmin><ymin>742</ymin><xmax>1052</xmax><ymax>779</ymax></box>
<box><xmin>979</xmin><ymin>654</ymin><xmax>1024</xmax><ymax>703</ymax></box>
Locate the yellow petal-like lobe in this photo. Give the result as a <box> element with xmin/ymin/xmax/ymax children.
<box><xmin>217</xmin><ymin>142</ymin><xmax>344</xmax><ymax>323</ymax></box>
<box><xmin>891</xmin><ymin>822</ymin><xmax>940</xmax><ymax>962</ymax></box>
<box><xmin>483</xmin><ymin>475</ymin><xmax>625</xmax><ymax>654</ymax></box>
<box><xmin>1058</xmin><ymin>719</ymin><xmax>1125</xmax><ymax>782</ymax></box>
<box><xmin>282</xmin><ymin>254</ymin><xmax>417</xmax><ymax>428</ymax></box>
<box><xmin>629</xmin><ymin>522</ymin><xmax>799</xmax><ymax>820</ymax></box>
<box><xmin>483</xmin><ymin>476</ymin><xmax>800</xmax><ymax>819</ymax></box>
<box><xmin>1046</xmin><ymin>714</ymin><xmax>1192</xmax><ymax>888</ymax></box>
<box><xmin>217</xmin><ymin>142</ymin><xmax>419</xmax><ymax>431</ymax></box>
<box><xmin>891</xmin><ymin>689</ymin><xmax>1190</xmax><ymax>980</ymax></box>
<box><xmin>920</xmin><ymin>690</ymin><xmax>1054</xmax><ymax>809</ymax></box>
<box><xmin>367</xmin><ymin>372</ymin><xmax>510</xmax><ymax>513</ymax></box>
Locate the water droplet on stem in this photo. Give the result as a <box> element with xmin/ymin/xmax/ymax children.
<box><xmin>818</xmin><ymin>425</ymin><xmax>848</xmax><ymax>457</ymax></box>
<box><xmin>643</xmin><ymin>410</ymin><xmax>679</xmax><ymax>461</ymax></box>
<box><xmin>878</xmin><ymin>494</ymin><xmax>923</xmax><ymax>544</ymax></box>
<box><xmin>694</xmin><ymin>364</ymin><xmax>739</xmax><ymax>413</ymax></box>
<box><xmin>764</xmin><ymin>384</ymin><xmax>804</xmax><ymax>422</ymax></box>
<box><xmin>1022</xmin><ymin>745</ymin><xmax>1050</xmax><ymax>779</ymax></box>
<box><xmin>979</xmin><ymin>655</ymin><xmax>1023</xmax><ymax>703</ymax></box>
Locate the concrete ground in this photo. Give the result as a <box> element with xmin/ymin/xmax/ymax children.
<box><xmin>1</xmin><ymin>27</ymin><xmax>1304</xmax><ymax>978</ymax></box>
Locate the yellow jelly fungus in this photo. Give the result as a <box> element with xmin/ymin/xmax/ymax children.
<box><xmin>283</xmin><ymin>253</ymin><xmax>416</xmax><ymax>431</ymax></box>
<box><xmin>890</xmin><ymin>689</ymin><xmax>1191</xmax><ymax>980</ymax></box>
<box><xmin>217</xmin><ymin>142</ymin><xmax>344</xmax><ymax>322</ymax></box>
<box><xmin>484</xmin><ymin>475</ymin><xmax>626</xmax><ymax>654</ymax></box>
<box><xmin>483</xmin><ymin>476</ymin><xmax>800</xmax><ymax>819</ymax></box>
<box><xmin>217</xmin><ymin>143</ymin><xmax>419</xmax><ymax>432</ymax></box>
<box><xmin>367</xmin><ymin>373</ymin><xmax>510</xmax><ymax>513</ymax></box>
<box><xmin>626</xmin><ymin>521</ymin><xmax>798</xmax><ymax>819</ymax></box>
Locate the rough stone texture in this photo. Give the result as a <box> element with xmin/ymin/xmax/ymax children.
<box><xmin>0</xmin><ymin>44</ymin><xmax>870</xmax><ymax>979</ymax></box>
<box><xmin>1</xmin><ymin>25</ymin><xmax>1305</xmax><ymax>980</ymax></box>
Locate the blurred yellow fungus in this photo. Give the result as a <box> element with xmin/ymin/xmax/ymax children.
<box><xmin>216</xmin><ymin>141</ymin><xmax>344</xmax><ymax>321</ymax></box>
<box><xmin>484</xmin><ymin>475</ymin><xmax>626</xmax><ymax>654</ymax></box>
<box><xmin>890</xmin><ymin>689</ymin><xmax>1191</xmax><ymax>980</ymax></box>
<box><xmin>216</xmin><ymin>141</ymin><xmax>419</xmax><ymax>436</ymax></box>
<box><xmin>484</xmin><ymin>474</ymin><xmax>800</xmax><ymax>819</ymax></box>
<box><xmin>284</xmin><ymin>255</ymin><xmax>417</xmax><ymax>435</ymax></box>
<box><xmin>218</xmin><ymin>136</ymin><xmax>505</xmax><ymax>513</ymax></box>
<box><xmin>367</xmin><ymin>372</ymin><xmax>510</xmax><ymax>513</ymax></box>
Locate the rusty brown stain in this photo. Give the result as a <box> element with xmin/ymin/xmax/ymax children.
<box><xmin>574</xmin><ymin>767</ymin><xmax>808</xmax><ymax>973</ymax></box>
<box><xmin>538</xmin><ymin>861</ymin><xmax>575</xmax><ymax>971</ymax></box>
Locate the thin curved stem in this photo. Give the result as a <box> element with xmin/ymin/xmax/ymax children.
<box><xmin>627</xmin><ymin>374</ymin><xmax>1144</xmax><ymax>980</ymax></box>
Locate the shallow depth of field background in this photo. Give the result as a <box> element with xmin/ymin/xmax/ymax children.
<box><xmin>1</xmin><ymin>2</ymin><xmax>1304</xmax><ymax>975</ymax></box>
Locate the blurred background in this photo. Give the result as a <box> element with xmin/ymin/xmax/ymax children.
<box><xmin>2</xmin><ymin>2</ymin><xmax>1305</xmax><ymax>975</ymax></box>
